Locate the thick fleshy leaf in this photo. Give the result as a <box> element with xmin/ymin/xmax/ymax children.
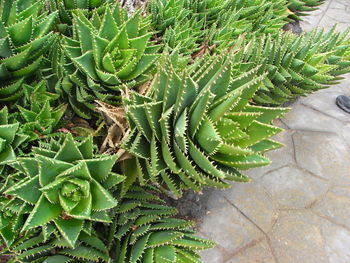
<box><xmin>22</xmin><ymin>196</ymin><xmax>62</xmax><ymax>231</ymax></box>
<box><xmin>54</xmin><ymin>217</ymin><xmax>84</xmax><ymax>248</ymax></box>
<box><xmin>90</xmin><ymin>180</ymin><xmax>118</xmax><ymax>211</ymax></box>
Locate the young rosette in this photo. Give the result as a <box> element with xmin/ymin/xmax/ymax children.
<box><xmin>109</xmin><ymin>185</ymin><xmax>215</xmax><ymax>262</ymax></box>
<box><xmin>0</xmin><ymin>0</ymin><xmax>57</xmax><ymax>102</ymax></box>
<box><xmin>4</xmin><ymin>134</ymin><xmax>124</xmax><ymax>247</ymax></box>
<box><xmin>147</xmin><ymin>0</ymin><xmax>205</xmax><ymax>56</ymax></box>
<box><xmin>49</xmin><ymin>0</ymin><xmax>113</xmax><ymax>34</ymax></box>
<box><xmin>16</xmin><ymin>81</ymin><xmax>67</xmax><ymax>142</ymax></box>
<box><xmin>60</xmin><ymin>3</ymin><xmax>161</xmax><ymax>115</ymax></box>
<box><xmin>122</xmin><ymin>54</ymin><xmax>288</xmax><ymax>196</ymax></box>
<box><xmin>0</xmin><ymin>107</ymin><xmax>27</xmax><ymax>174</ymax></box>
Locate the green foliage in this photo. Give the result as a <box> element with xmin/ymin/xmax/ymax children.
<box><xmin>123</xmin><ymin>53</ymin><xmax>287</xmax><ymax>196</ymax></box>
<box><xmin>49</xmin><ymin>0</ymin><xmax>114</xmax><ymax>34</ymax></box>
<box><xmin>0</xmin><ymin>0</ymin><xmax>58</xmax><ymax>102</ymax></box>
<box><xmin>2</xmin><ymin>184</ymin><xmax>214</xmax><ymax>262</ymax></box>
<box><xmin>147</xmin><ymin>0</ymin><xmax>289</xmax><ymax>55</ymax></box>
<box><xmin>60</xmin><ymin>3</ymin><xmax>161</xmax><ymax>118</ymax></box>
<box><xmin>15</xmin><ymin>81</ymin><xmax>66</xmax><ymax>142</ymax></box>
<box><xmin>2</xmin><ymin>133</ymin><xmax>124</xmax><ymax>248</ymax></box>
<box><xmin>148</xmin><ymin>0</ymin><xmax>205</xmax><ymax>55</ymax></box>
<box><xmin>108</xmin><ymin>185</ymin><xmax>215</xmax><ymax>263</ymax></box>
<box><xmin>1</xmin><ymin>0</ymin><xmax>349</xmax><ymax>262</ymax></box>
<box><xmin>7</xmin><ymin>230</ymin><xmax>110</xmax><ymax>263</ymax></box>
<box><xmin>288</xmin><ymin>0</ymin><xmax>325</xmax><ymax>20</ymax></box>
<box><xmin>0</xmin><ymin>107</ymin><xmax>27</xmax><ymax>174</ymax></box>
<box><xmin>242</xmin><ymin>28</ymin><xmax>350</xmax><ymax>106</ymax></box>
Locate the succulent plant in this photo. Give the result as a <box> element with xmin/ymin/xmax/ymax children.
<box><xmin>288</xmin><ymin>0</ymin><xmax>325</xmax><ymax>20</ymax></box>
<box><xmin>49</xmin><ymin>0</ymin><xmax>113</xmax><ymax>34</ymax></box>
<box><xmin>14</xmin><ymin>81</ymin><xmax>67</xmax><ymax>142</ymax></box>
<box><xmin>0</xmin><ymin>0</ymin><xmax>58</xmax><ymax>102</ymax></box>
<box><xmin>242</xmin><ymin>28</ymin><xmax>350</xmax><ymax>106</ymax></box>
<box><xmin>0</xmin><ymin>107</ymin><xmax>27</xmax><ymax>174</ymax></box>
<box><xmin>3</xmin><ymin>134</ymin><xmax>124</xmax><ymax>247</ymax></box>
<box><xmin>213</xmin><ymin>0</ymin><xmax>289</xmax><ymax>49</ymax></box>
<box><xmin>59</xmin><ymin>3</ymin><xmax>161</xmax><ymax>118</ymax></box>
<box><xmin>147</xmin><ymin>0</ymin><xmax>289</xmax><ymax>55</ymax></box>
<box><xmin>122</xmin><ymin>53</ymin><xmax>287</xmax><ymax>196</ymax></box>
<box><xmin>6</xmin><ymin>229</ymin><xmax>110</xmax><ymax>262</ymax></box>
<box><xmin>189</xmin><ymin>0</ymin><xmax>288</xmax><ymax>32</ymax></box>
<box><xmin>107</xmin><ymin>183</ymin><xmax>215</xmax><ymax>262</ymax></box>
<box><xmin>148</xmin><ymin>0</ymin><xmax>205</xmax><ymax>56</ymax></box>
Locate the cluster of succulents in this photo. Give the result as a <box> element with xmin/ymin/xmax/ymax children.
<box><xmin>242</xmin><ymin>28</ymin><xmax>350</xmax><ymax>105</ymax></box>
<box><xmin>0</xmin><ymin>0</ymin><xmax>349</xmax><ymax>262</ymax></box>
<box><xmin>147</xmin><ymin>0</ymin><xmax>289</xmax><ymax>56</ymax></box>
<box><xmin>0</xmin><ymin>0</ymin><xmax>57</xmax><ymax>102</ymax></box>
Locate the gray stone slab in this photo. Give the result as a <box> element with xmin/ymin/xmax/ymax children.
<box><xmin>200</xmin><ymin>246</ymin><xmax>227</xmax><ymax>263</ymax></box>
<box><xmin>321</xmin><ymin>222</ymin><xmax>350</xmax><ymax>263</ymax></box>
<box><xmin>222</xmin><ymin>182</ymin><xmax>278</xmax><ymax>233</ymax></box>
<box><xmin>225</xmin><ymin>238</ymin><xmax>275</xmax><ymax>263</ymax></box>
<box><xmin>300</xmin><ymin>92</ymin><xmax>350</xmax><ymax>123</ymax></box>
<box><xmin>198</xmin><ymin>194</ymin><xmax>264</xmax><ymax>259</ymax></box>
<box><xmin>268</xmin><ymin>210</ymin><xmax>328</xmax><ymax>263</ymax></box>
<box><xmin>293</xmin><ymin>131</ymin><xmax>350</xmax><ymax>184</ymax></box>
<box><xmin>313</xmin><ymin>186</ymin><xmax>350</xmax><ymax>229</ymax></box>
<box><xmin>282</xmin><ymin>104</ymin><xmax>350</xmax><ymax>146</ymax></box>
<box><xmin>324</xmin><ymin>8</ymin><xmax>350</xmax><ymax>23</ymax></box>
<box><xmin>259</xmin><ymin>165</ymin><xmax>329</xmax><ymax>209</ymax></box>
<box><xmin>283</xmin><ymin>103</ymin><xmax>341</xmax><ymax>132</ymax></box>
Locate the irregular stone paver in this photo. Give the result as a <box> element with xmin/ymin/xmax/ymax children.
<box><xmin>200</xmin><ymin>246</ymin><xmax>228</xmax><ymax>263</ymax></box>
<box><xmin>222</xmin><ymin>182</ymin><xmax>278</xmax><ymax>233</ymax></box>
<box><xmin>198</xmin><ymin>193</ymin><xmax>264</xmax><ymax>257</ymax></box>
<box><xmin>321</xmin><ymin>222</ymin><xmax>350</xmax><ymax>263</ymax></box>
<box><xmin>270</xmin><ymin>210</ymin><xmax>350</xmax><ymax>263</ymax></box>
<box><xmin>260</xmin><ymin>165</ymin><xmax>329</xmax><ymax>209</ymax></box>
<box><xmin>283</xmin><ymin>103</ymin><xmax>344</xmax><ymax>134</ymax></box>
<box><xmin>225</xmin><ymin>238</ymin><xmax>275</xmax><ymax>263</ymax></box>
<box><xmin>284</xmin><ymin>103</ymin><xmax>350</xmax><ymax>146</ymax></box>
<box><xmin>299</xmin><ymin>88</ymin><xmax>350</xmax><ymax>123</ymax></box>
<box><xmin>293</xmin><ymin>131</ymin><xmax>350</xmax><ymax>184</ymax></box>
<box><xmin>200</xmin><ymin>1</ymin><xmax>350</xmax><ymax>262</ymax></box>
<box><xmin>300</xmin><ymin>0</ymin><xmax>350</xmax><ymax>34</ymax></box>
<box><xmin>269</xmin><ymin>211</ymin><xmax>327</xmax><ymax>263</ymax></box>
<box><xmin>313</xmin><ymin>186</ymin><xmax>350</xmax><ymax>229</ymax></box>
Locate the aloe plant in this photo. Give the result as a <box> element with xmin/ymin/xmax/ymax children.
<box><xmin>3</xmin><ymin>134</ymin><xmax>124</xmax><ymax>247</ymax></box>
<box><xmin>147</xmin><ymin>0</ymin><xmax>289</xmax><ymax>55</ymax></box>
<box><xmin>108</xmin><ymin>184</ymin><xmax>215</xmax><ymax>262</ymax></box>
<box><xmin>59</xmin><ymin>3</ymin><xmax>161</xmax><ymax>118</ymax></box>
<box><xmin>1</xmin><ymin>182</ymin><xmax>214</xmax><ymax>262</ymax></box>
<box><xmin>0</xmin><ymin>107</ymin><xmax>27</xmax><ymax>174</ymax></box>
<box><xmin>288</xmin><ymin>0</ymin><xmax>325</xmax><ymax>20</ymax></box>
<box><xmin>148</xmin><ymin>0</ymin><xmax>205</xmax><ymax>56</ymax></box>
<box><xmin>242</xmin><ymin>28</ymin><xmax>350</xmax><ymax>106</ymax></box>
<box><xmin>122</xmin><ymin>53</ymin><xmax>287</xmax><ymax>196</ymax></box>
<box><xmin>188</xmin><ymin>0</ymin><xmax>288</xmax><ymax>34</ymax></box>
<box><xmin>208</xmin><ymin>0</ymin><xmax>289</xmax><ymax>49</ymax></box>
<box><xmin>6</xmin><ymin>230</ymin><xmax>110</xmax><ymax>262</ymax></box>
<box><xmin>49</xmin><ymin>0</ymin><xmax>113</xmax><ymax>34</ymax></box>
<box><xmin>13</xmin><ymin>81</ymin><xmax>67</xmax><ymax>142</ymax></box>
<box><xmin>0</xmin><ymin>0</ymin><xmax>58</xmax><ymax>102</ymax></box>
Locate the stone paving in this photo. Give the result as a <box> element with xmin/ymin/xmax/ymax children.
<box><xmin>199</xmin><ymin>1</ymin><xmax>350</xmax><ymax>262</ymax></box>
